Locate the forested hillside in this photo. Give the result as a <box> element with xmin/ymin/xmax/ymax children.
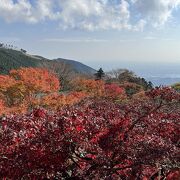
<box><xmin>0</xmin><ymin>48</ymin><xmax>42</xmax><ymax>74</ymax></box>
<box><xmin>0</xmin><ymin>47</ymin><xmax>96</xmax><ymax>76</ymax></box>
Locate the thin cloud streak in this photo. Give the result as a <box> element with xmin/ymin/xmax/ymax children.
<box><xmin>143</xmin><ymin>36</ymin><xmax>175</xmax><ymax>41</ymax></box>
<box><xmin>41</xmin><ymin>38</ymin><xmax>109</xmax><ymax>43</ymax></box>
<box><xmin>41</xmin><ymin>38</ymin><xmax>139</xmax><ymax>43</ymax></box>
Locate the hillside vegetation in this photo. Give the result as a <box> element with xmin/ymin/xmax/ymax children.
<box><xmin>0</xmin><ymin>48</ymin><xmax>42</xmax><ymax>74</ymax></box>
<box><xmin>0</xmin><ymin>66</ymin><xmax>179</xmax><ymax>179</ymax></box>
<box><xmin>0</xmin><ymin>47</ymin><xmax>97</xmax><ymax>90</ymax></box>
<box><xmin>0</xmin><ymin>47</ymin><xmax>179</xmax><ymax>179</ymax></box>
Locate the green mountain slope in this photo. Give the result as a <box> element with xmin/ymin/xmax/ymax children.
<box><xmin>0</xmin><ymin>48</ymin><xmax>43</xmax><ymax>74</ymax></box>
<box><xmin>0</xmin><ymin>48</ymin><xmax>96</xmax><ymax>76</ymax></box>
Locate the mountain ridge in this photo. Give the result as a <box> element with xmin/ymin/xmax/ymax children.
<box><xmin>0</xmin><ymin>47</ymin><xmax>96</xmax><ymax>77</ymax></box>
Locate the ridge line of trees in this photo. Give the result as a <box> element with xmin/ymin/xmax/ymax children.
<box><xmin>0</xmin><ymin>42</ymin><xmax>27</xmax><ymax>53</ymax></box>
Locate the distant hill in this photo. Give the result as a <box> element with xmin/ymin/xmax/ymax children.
<box><xmin>54</xmin><ymin>58</ymin><xmax>96</xmax><ymax>75</ymax></box>
<box><xmin>0</xmin><ymin>47</ymin><xmax>96</xmax><ymax>77</ymax></box>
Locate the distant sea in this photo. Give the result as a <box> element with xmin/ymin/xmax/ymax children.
<box><xmin>133</xmin><ymin>63</ymin><xmax>180</xmax><ymax>86</ymax></box>
<box><xmin>145</xmin><ymin>76</ymin><xmax>180</xmax><ymax>86</ymax></box>
<box><xmin>94</xmin><ymin>61</ymin><xmax>180</xmax><ymax>86</ymax></box>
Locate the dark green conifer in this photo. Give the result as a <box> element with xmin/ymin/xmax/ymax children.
<box><xmin>94</xmin><ymin>68</ymin><xmax>105</xmax><ymax>80</ymax></box>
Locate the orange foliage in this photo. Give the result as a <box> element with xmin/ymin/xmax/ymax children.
<box><xmin>0</xmin><ymin>75</ymin><xmax>18</xmax><ymax>111</ymax></box>
<box><xmin>1</xmin><ymin>68</ymin><xmax>145</xmax><ymax>115</ymax></box>
<box><xmin>0</xmin><ymin>68</ymin><xmax>60</xmax><ymax>115</ymax></box>
<box><xmin>72</xmin><ymin>78</ymin><xmax>104</xmax><ymax>97</ymax></box>
<box><xmin>65</xmin><ymin>91</ymin><xmax>87</xmax><ymax>105</ymax></box>
<box><xmin>0</xmin><ymin>75</ymin><xmax>16</xmax><ymax>90</ymax></box>
<box><xmin>0</xmin><ymin>99</ymin><xmax>5</xmax><ymax>115</ymax></box>
<box><xmin>40</xmin><ymin>93</ymin><xmax>65</xmax><ymax>110</ymax></box>
<box><xmin>40</xmin><ymin>92</ymin><xmax>87</xmax><ymax>110</ymax></box>
<box><xmin>10</xmin><ymin>67</ymin><xmax>60</xmax><ymax>94</ymax></box>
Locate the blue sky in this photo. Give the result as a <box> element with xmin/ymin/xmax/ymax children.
<box><xmin>0</xmin><ymin>0</ymin><xmax>180</xmax><ymax>70</ymax></box>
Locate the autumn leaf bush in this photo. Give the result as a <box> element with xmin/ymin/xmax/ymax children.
<box><xmin>1</xmin><ymin>69</ymin><xmax>129</xmax><ymax>114</ymax></box>
<box><xmin>10</xmin><ymin>67</ymin><xmax>60</xmax><ymax>93</ymax></box>
<box><xmin>0</xmin><ymin>68</ymin><xmax>60</xmax><ymax>114</ymax></box>
<box><xmin>0</xmin><ymin>99</ymin><xmax>5</xmax><ymax>113</ymax></box>
<box><xmin>71</xmin><ymin>77</ymin><xmax>105</xmax><ymax>97</ymax></box>
<box><xmin>119</xmin><ymin>82</ymin><xmax>144</xmax><ymax>97</ymax></box>
<box><xmin>0</xmin><ymin>67</ymin><xmax>179</xmax><ymax>178</ymax></box>
<box><xmin>71</xmin><ymin>78</ymin><xmax>128</xmax><ymax>101</ymax></box>
<box><xmin>104</xmin><ymin>83</ymin><xmax>126</xmax><ymax>100</ymax></box>
<box><xmin>40</xmin><ymin>91</ymin><xmax>87</xmax><ymax>110</ymax></box>
<box><xmin>0</xmin><ymin>87</ymin><xmax>179</xmax><ymax>179</ymax></box>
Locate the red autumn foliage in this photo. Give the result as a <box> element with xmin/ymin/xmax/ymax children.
<box><xmin>104</xmin><ymin>83</ymin><xmax>126</xmax><ymax>100</ymax></box>
<box><xmin>167</xmin><ymin>170</ymin><xmax>180</xmax><ymax>180</ymax></box>
<box><xmin>0</xmin><ymin>87</ymin><xmax>179</xmax><ymax>179</ymax></box>
<box><xmin>33</xmin><ymin>108</ymin><xmax>47</xmax><ymax>118</ymax></box>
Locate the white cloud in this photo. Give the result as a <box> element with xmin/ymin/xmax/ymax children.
<box><xmin>56</xmin><ymin>0</ymin><xmax>133</xmax><ymax>31</ymax></box>
<box><xmin>0</xmin><ymin>0</ymin><xmax>180</xmax><ymax>30</ymax></box>
<box><xmin>132</xmin><ymin>0</ymin><xmax>180</xmax><ymax>27</ymax></box>
<box><xmin>0</xmin><ymin>0</ymin><xmax>36</xmax><ymax>23</ymax></box>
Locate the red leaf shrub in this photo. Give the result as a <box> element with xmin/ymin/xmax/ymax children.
<box><xmin>104</xmin><ymin>83</ymin><xmax>126</xmax><ymax>100</ymax></box>
<box><xmin>33</xmin><ymin>108</ymin><xmax>47</xmax><ymax>118</ymax></box>
<box><xmin>0</xmin><ymin>87</ymin><xmax>179</xmax><ymax>179</ymax></box>
<box><xmin>0</xmin><ymin>111</ymin><xmax>70</xmax><ymax>178</ymax></box>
